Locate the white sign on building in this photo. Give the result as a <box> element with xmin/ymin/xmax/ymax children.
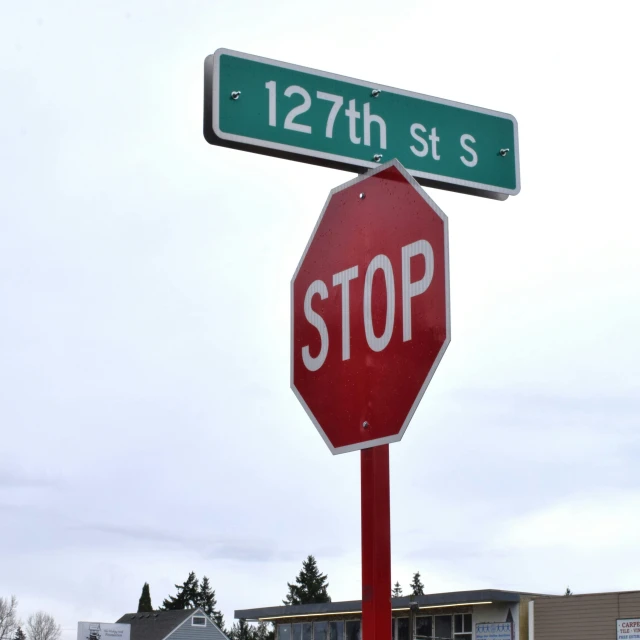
<box><xmin>78</xmin><ymin>622</ymin><xmax>131</xmax><ymax>640</ymax></box>
<box><xmin>475</xmin><ymin>622</ymin><xmax>512</xmax><ymax>640</ymax></box>
<box><xmin>618</xmin><ymin>619</ymin><xmax>640</xmax><ymax>640</ymax></box>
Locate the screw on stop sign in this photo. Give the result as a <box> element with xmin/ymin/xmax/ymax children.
<box><xmin>291</xmin><ymin>160</ymin><xmax>450</xmax><ymax>454</ymax></box>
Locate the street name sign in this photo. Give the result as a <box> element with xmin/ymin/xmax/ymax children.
<box><xmin>291</xmin><ymin>160</ymin><xmax>450</xmax><ymax>454</ymax></box>
<box><xmin>204</xmin><ymin>49</ymin><xmax>520</xmax><ymax>200</ymax></box>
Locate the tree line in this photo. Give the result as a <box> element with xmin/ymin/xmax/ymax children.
<box><xmin>0</xmin><ymin>596</ymin><xmax>61</xmax><ymax>640</ymax></box>
<box><xmin>392</xmin><ymin>571</ymin><xmax>425</xmax><ymax>598</ymax></box>
<box><xmin>143</xmin><ymin>556</ymin><xmax>429</xmax><ymax>640</ymax></box>
<box><xmin>139</xmin><ymin>557</ymin><xmax>330</xmax><ymax>640</ymax></box>
<box><xmin>6</xmin><ymin>557</ymin><xmax>571</xmax><ymax>640</ymax></box>
<box><xmin>137</xmin><ymin>572</ymin><xmax>272</xmax><ymax>640</ymax></box>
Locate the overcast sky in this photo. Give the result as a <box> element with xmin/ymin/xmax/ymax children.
<box><xmin>1</xmin><ymin>1</ymin><xmax>639</xmax><ymax>639</ymax></box>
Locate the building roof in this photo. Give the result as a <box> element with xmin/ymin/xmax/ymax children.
<box><xmin>116</xmin><ymin>609</ymin><xmax>203</xmax><ymax>640</ymax></box>
<box><xmin>532</xmin><ymin>588</ymin><xmax>640</xmax><ymax>600</ymax></box>
<box><xmin>235</xmin><ymin>589</ymin><xmax>548</xmax><ymax>621</ymax></box>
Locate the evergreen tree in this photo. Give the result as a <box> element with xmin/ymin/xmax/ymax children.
<box><xmin>196</xmin><ymin>577</ymin><xmax>215</xmax><ymax>616</ymax></box>
<box><xmin>211</xmin><ymin>609</ymin><xmax>225</xmax><ymax>631</ymax></box>
<box><xmin>14</xmin><ymin>628</ymin><xmax>26</xmax><ymax>640</ymax></box>
<box><xmin>565</xmin><ymin>587</ymin><xmax>573</xmax><ymax>596</ymax></box>
<box><xmin>254</xmin><ymin>622</ymin><xmax>274</xmax><ymax>640</ymax></box>
<box><xmin>409</xmin><ymin>572</ymin><xmax>424</xmax><ymax>596</ymax></box>
<box><xmin>162</xmin><ymin>572</ymin><xmax>199</xmax><ymax>610</ymax></box>
<box><xmin>228</xmin><ymin>620</ymin><xmax>255</xmax><ymax>640</ymax></box>
<box><xmin>391</xmin><ymin>582</ymin><xmax>403</xmax><ymax>598</ymax></box>
<box><xmin>138</xmin><ymin>583</ymin><xmax>153</xmax><ymax>613</ymax></box>
<box><xmin>197</xmin><ymin>577</ymin><xmax>225</xmax><ymax>631</ymax></box>
<box><xmin>283</xmin><ymin>556</ymin><xmax>331</xmax><ymax>605</ymax></box>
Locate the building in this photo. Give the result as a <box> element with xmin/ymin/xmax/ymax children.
<box><xmin>236</xmin><ymin>590</ymin><xmax>640</xmax><ymax>640</ymax></box>
<box><xmin>116</xmin><ymin>609</ymin><xmax>228</xmax><ymax>640</ymax></box>
<box><xmin>529</xmin><ymin>590</ymin><xmax>640</xmax><ymax>640</ymax></box>
<box><xmin>235</xmin><ymin>589</ymin><xmax>543</xmax><ymax>640</ymax></box>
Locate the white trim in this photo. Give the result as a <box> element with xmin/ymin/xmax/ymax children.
<box><xmin>192</xmin><ymin>615</ymin><xmax>207</xmax><ymax>627</ymax></box>
<box><xmin>528</xmin><ymin>601</ymin><xmax>534</xmax><ymax>640</ymax></box>
<box><xmin>290</xmin><ymin>159</ymin><xmax>451</xmax><ymax>455</ymax></box>
<box><xmin>210</xmin><ymin>48</ymin><xmax>520</xmax><ymax>198</ymax></box>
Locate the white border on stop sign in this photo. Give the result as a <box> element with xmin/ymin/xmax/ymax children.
<box><xmin>290</xmin><ymin>159</ymin><xmax>451</xmax><ymax>455</ymax></box>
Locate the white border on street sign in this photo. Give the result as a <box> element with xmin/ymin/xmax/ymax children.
<box><xmin>210</xmin><ymin>48</ymin><xmax>520</xmax><ymax>200</ymax></box>
<box><xmin>290</xmin><ymin>159</ymin><xmax>451</xmax><ymax>455</ymax></box>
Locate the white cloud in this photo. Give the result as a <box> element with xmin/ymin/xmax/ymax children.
<box><xmin>499</xmin><ymin>490</ymin><xmax>640</xmax><ymax>552</ymax></box>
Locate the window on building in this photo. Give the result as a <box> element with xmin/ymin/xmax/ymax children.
<box><xmin>192</xmin><ymin>617</ymin><xmax>206</xmax><ymax>627</ymax></box>
<box><xmin>292</xmin><ymin>623</ymin><xmax>313</xmax><ymax>640</ymax></box>
<box><xmin>434</xmin><ymin>616</ymin><xmax>452</xmax><ymax>640</ymax></box>
<box><xmin>345</xmin><ymin>620</ymin><xmax>361</xmax><ymax>640</ymax></box>
<box><xmin>328</xmin><ymin>621</ymin><xmax>344</xmax><ymax>640</ymax></box>
<box><xmin>278</xmin><ymin>624</ymin><xmax>292</xmax><ymax>640</ymax></box>
<box><xmin>314</xmin><ymin>621</ymin><xmax>329</xmax><ymax>640</ymax></box>
<box><xmin>396</xmin><ymin>618</ymin><xmax>409</xmax><ymax>640</ymax></box>
<box><xmin>415</xmin><ymin>616</ymin><xmax>433</xmax><ymax>639</ymax></box>
<box><xmin>452</xmin><ymin>614</ymin><xmax>472</xmax><ymax>640</ymax></box>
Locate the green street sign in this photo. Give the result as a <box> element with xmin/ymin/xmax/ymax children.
<box><xmin>204</xmin><ymin>49</ymin><xmax>520</xmax><ymax>200</ymax></box>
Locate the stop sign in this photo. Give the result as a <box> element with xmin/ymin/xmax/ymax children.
<box><xmin>291</xmin><ymin>160</ymin><xmax>450</xmax><ymax>454</ymax></box>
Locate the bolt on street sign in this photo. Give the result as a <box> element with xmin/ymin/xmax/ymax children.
<box><xmin>204</xmin><ymin>49</ymin><xmax>520</xmax><ymax>200</ymax></box>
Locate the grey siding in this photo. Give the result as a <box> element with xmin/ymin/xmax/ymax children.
<box><xmin>620</xmin><ymin>593</ymin><xmax>640</xmax><ymax>619</ymax></box>
<box><xmin>534</xmin><ymin>592</ymin><xmax>640</xmax><ymax>640</ymax></box>
<box><xmin>168</xmin><ymin>615</ymin><xmax>228</xmax><ymax>640</ymax></box>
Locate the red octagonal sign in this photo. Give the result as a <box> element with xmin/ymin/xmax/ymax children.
<box><xmin>291</xmin><ymin>160</ymin><xmax>450</xmax><ymax>454</ymax></box>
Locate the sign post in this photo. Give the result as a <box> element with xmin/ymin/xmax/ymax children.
<box><xmin>291</xmin><ymin>159</ymin><xmax>450</xmax><ymax>640</ymax></box>
<box><xmin>361</xmin><ymin>445</ymin><xmax>392</xmax><ymax>640</ymax></box>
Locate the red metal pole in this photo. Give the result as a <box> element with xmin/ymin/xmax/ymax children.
<box><xmin>361</xmin><ymin>444</ymin><xmax>391</xmax><ymax>640</ymax></box>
